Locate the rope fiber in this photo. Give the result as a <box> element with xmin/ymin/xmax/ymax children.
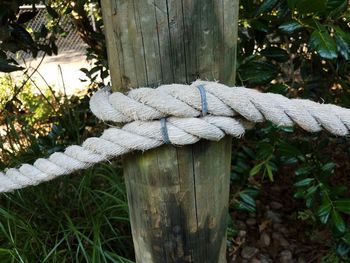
<box><xmin>1</xmin><ymin>80</ymin><xmax>350</xmax><ymax>192</ymax></box>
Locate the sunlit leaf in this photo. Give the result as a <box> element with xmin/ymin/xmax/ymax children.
<box><xmin>278</xmin><ymin>21</ymin><xmax>303</xmax><ymax>34</ymax></box>
<box><xmin>249</xmin><ymin>163</ymin><xmax>263</xmax><ymax>176</ymax></box>
<box><xmin>265</xmin><ymin>163</ymin><xmax>274</xmax><ymax>181</ymax></box>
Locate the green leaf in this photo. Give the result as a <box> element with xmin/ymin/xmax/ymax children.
<box><xmin>295</xmin><ymin>165</ymin><xmax>312</xmax><ymax>176</ymax></box>
<box><xmin>305</xmin><ymin>184</ymin><xmax>319</xmax><ymax>198</ymax></box>
<box><xmin>317</xmin><ymin>199</ymin><xmax>331</xmax><ymax>224</ymax></box>
<box><xmin>335</xmin><ymin>35</ymin><xmax>350</xmax><ymax>60</ymax></box>
<box><xmin>11</xmin><ymin>24</ymin><xmax>35</xmax><ymax>47</ymax></box>
<box><xmin>238</xmin><ymin>61</ymin><xmax>279</xmax><ymax>85</ymax></box>
<box><xmin>0</xmin><ymin>58</ymin><xmax>24</xmax><ymax>72</ymax></box>
<box><xmin>278</xmin><ymin>21</ymin><xmax>303</xmax><ymax>34</ymax></box>
<box><xmin>236</xmin><ymin>201</ymin><xmax>256</xmax><ymax>213</ymax></box>
<box><xmin>51</xmin><ymin>41</ymin><xmax>58</xmax><ymax>55</ymax></box>
<box><xmin>305</xmin><ymin>195</ymin><xmax>314</xmax><ymax>208</ymax></box>
<box><xmin>334</xmin><ymin>27</ymin><xmax>350</xmax><ymax>60</ymax></box>
<box><xmin>256</xmin><ymin>0</ymin><xmax>279</xmax><ymax>14</ymax></box>
<box><xmin>332</xmin><ymin>210</ymin><xmax>346</xmax><ymax>233</ymax></box>
<box><xmin>257</xmin><ymin>141</ymin><xmax>274</xmax><ymax>159</ymax></box>
<box><xmin>39</xmin><ymin>25</ymin><xmax>48</xmax><ymax>38</ymax></box>
<box><xmin>242</xmin><ymin>188</ymin><xmax>260</xmax><ymax>197</ymax></box>
<box><xmin>249</xmin><ymin>163</ymin><xmax>263</xmax><ymax>176</ymax></box>
<box><xmin>326</xmin><ymin>0</ymin><xmax>347</xmax><ymax>16</ymax></box>
<box><xmin>250</xmin><ymin>19</ymin><xmax>269</xmax><ymax>33</ymax></box>
<box><xmin>336</xmin><ymin>242</ymin><xmax>350</xmax><ymax>256</ymax></box>
<box><xmin>0</xmin><ymin>248</ymin><xmax>12</xmax><ymax>255</ymax></box>
<box><xmin>242</xmin><ymin>146</ymin><xmax>256</xmax><ymax>159</ymax></box>
<box><xmin>334</xmin><ymin>199</ymin><xmax>350</xmax><ymax>215</ymax></box>
<box><xmin>287</xmin><ymin>0</ymin><xmax>297</xmax><ymax>10</ymax></box>
<box><xmin>294</xmin><ymin>189</ymin><xmax>305</xmax><ymax>198</ymax></box>
<box><xmin>278</xmin><ymin>140</ymin><xmax>302</xmax><ymax>157</ymax></box>
<box><xmin>260</xmin><ymin>47</ymin><xmax>289</xmax><ymax>62</ymax></box>
<box><xmin>321</xmin><ymin>162</ymin><xmax>336</xmax><ymax>173</ymax></box>
<box><xmin>236</xmin><ymin>189</ymin><xmax>258</xmax><ymax>213</ymax></box>
<box><xmin>239</xmin><ymin>192</ymin><xmax>257</xmax><ymax>212</ymax></box>
<box><xmin>309</xmin><ymin>30</ymin><xmax>338</xmax><ymax>60</ymax></box>
<box><xmin>46</xmin><ymin>5</ymin><xmax>59</xmax><ymax>19</ymax></box>
<box><xmin>294</xmin><ymin>178</ymin><xmax>314</xmax><ymax>187</ymax></box>
<box><xmin>16</xmin><ymin>11</ymin><xmax>38</xmax><ymax>24</ymax></box>
<box><xmin>331</xmin><ymin>186</ymin><xmax>348</xmax><ymax>196</ymax></box>
<box><xmin>326</xmin><ymin>0</ymin><xmax>346</xmax><ymax>10</ymax></box>
<box><xmin>342</xmin><ymin>232</ymin><xmax>350</xmax><ymax>246</ymax></box>
<box><xmin>267</xmin><ymin>83</ymin><xmax>289</xmax><ymax>95</ymax></box>
<box><xmin>265</xmin><ymin>163</ymin><xmax>274</xmax><ymax>181</ymax></box>
<box><xmin>295</xmin><ymin>0</ymin><xmax>327</xmax><ymax>14</ymax></box>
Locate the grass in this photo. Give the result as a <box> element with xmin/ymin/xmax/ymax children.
<box><xmin>0</xmin><ymin>77</ymin><xmax>135</xmax><ymax>262</ymax></box>
<box><xmin>0</xmin><ymin>162</ymin><xmax>134</xmax><ymax>262</ymax></box>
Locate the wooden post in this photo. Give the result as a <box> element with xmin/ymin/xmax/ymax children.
<box><xmin>100</xmin><ymin>1</ymin><xmax>239</xmax><ymax>262</ymax></box>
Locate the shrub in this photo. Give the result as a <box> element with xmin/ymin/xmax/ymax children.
<box><xmin>1</xmin><ymin>0</ymin><xmax>350</xmax><ymax>261</ymax></box>
<box><xmin>232</xmin><ymin>0</ymin><xmax>350</xmax><ymax>259</ymax></box>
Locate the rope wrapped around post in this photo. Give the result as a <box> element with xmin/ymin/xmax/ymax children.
<box><xmin>1</xmin><ymin>80</ymin><xmax>350</xmax><ymax>192</ymax></box>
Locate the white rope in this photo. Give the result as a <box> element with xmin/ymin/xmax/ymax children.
<box><xmin>1</xmin><ymin>80</ymin><xmax>350</xmax><ymax>192</ymax></box>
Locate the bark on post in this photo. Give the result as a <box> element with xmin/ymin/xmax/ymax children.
<box><xmin>100</xmin><ymin>1</ymin><xmax>239</xmax><ymax>262</ymax></box>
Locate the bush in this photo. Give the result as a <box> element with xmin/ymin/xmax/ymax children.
<box><xmin>0</xmin><ymin>77</ymin><xmax>134</xmax><ymax>262</ymax></box>
<box><xmin>232</xmin><ymin>0</ymin><xmax>350</xmax><ymax>259</ymax></box>
<box><xmin>1</xmin><ymin>0</ymin><xmax>350</xmax><ymax>261</ymax></box>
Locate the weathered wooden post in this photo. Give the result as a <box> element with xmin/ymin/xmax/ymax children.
<box><xmin>100</xmin><ymin>1</ymin><xmax>239</xmax><ymax>262</ymax></box>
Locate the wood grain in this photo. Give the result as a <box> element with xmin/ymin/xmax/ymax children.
<box><xmin>124</xmin><ymin>137</ymin><xmax>232</xmax><ymax>262</ymax></box>
<box><xmin>101</xmin><ymin>0</ymin><xmax>239</xmax><ymax>91</ymax></box>
<box><xmin>100</xmin><ymin>0</ymin><xmax>239</xmax><ymax>261</ymax></box>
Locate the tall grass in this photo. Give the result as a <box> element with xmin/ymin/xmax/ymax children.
<box><xmin>0</xmin><ymin>163</ymin><xmax>134</xmax><ymax>262</ymax></box>
<box><xmin>0</xmin><ymin>76</ymin><xmax>134</xmax><ymax>262</ymax></box>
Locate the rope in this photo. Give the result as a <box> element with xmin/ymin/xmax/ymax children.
<box><xmin>1</xmin><ymin>80</ymin><xmax>350</xmax><ymax>192</ymax></box>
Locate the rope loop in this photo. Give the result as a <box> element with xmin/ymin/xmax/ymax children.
<box><xmin>2</xmin><ymin>80</ymin><xmax>350</xmax><ymax>193</ymax></box>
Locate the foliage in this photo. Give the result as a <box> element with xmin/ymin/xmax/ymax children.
<box><xmin>0</xmin><ymin>75</ymin><xmax>98</xmax><ymax>166</ymax></box>
<box><xmin>0</xmin><ymin>76</ymin><xmax>133</xmax><ymax>262</ymax></box>
<box><xmin>237</xmin><ymin>0</ymin><xmax>350</xmax><ymax>104</ymax></box>
<box><xmin>0</xmin><ymin>0</ymin><xmax>108</xmax><ymax>83</ymax></box>
<box><xmin>0</xmin><ymin>0</ymin><xmax>62</xmax><ymax>72</ymax></box>
<box><xmin>233</xmin><ymin>0</ymin><xmax>350</xmax><ymax>259</ymax></box>
<box><xmin>0</xmin><ymin>164</ymin><xmax>133</xmax><ymax>262</ymax></box>
<box><xmin>1</xmin><ymin>0</ymin><xmax>350</xmax><ymax>261</ymax></box>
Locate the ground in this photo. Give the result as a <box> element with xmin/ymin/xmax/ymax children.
<box><xmin>228</xmin><ymin>172</ymin><xmax>343</xmax><ymax>263</ymax></box>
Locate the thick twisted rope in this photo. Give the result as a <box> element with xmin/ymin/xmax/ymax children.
<box><xmin>1</xmin><ymin>80</ymin><xmax>350</xmax><ymax>192</ymax></box>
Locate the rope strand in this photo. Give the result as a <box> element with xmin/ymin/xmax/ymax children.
<box><xmin>1</xmin><ymin>80</ymin><xmax>349</xmax><ymax>192</ymax></box>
